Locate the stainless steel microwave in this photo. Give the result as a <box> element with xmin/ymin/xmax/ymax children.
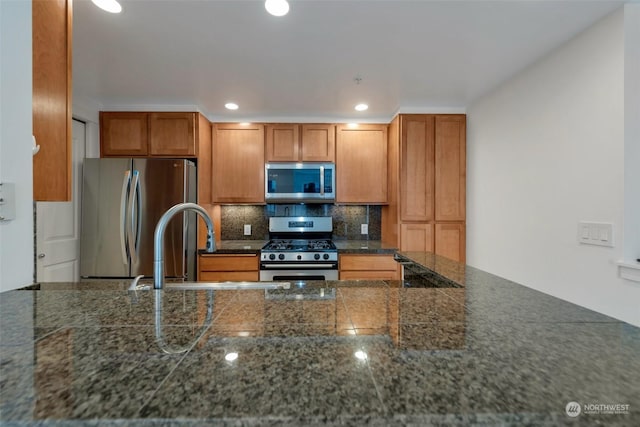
<box><xmin>265</xmin><ymin>162</ymin><xmax>335</xmax><ymax>203</ymax></box>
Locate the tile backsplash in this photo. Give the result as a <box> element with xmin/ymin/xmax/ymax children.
<box><xmin>220</xmin><ymin>204</ymin><xmax>381</xmax><ymax>240</ymax></box>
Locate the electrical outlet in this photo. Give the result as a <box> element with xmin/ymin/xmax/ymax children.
<box><xmin>244</xmin><ymin>224</ymin><xmax>251</xmax><ymax>236</ymax></box>
<box><xmin>361</xmin><ymin>224</ymin><xmax>368</xmax><ymax>235</ymax></box>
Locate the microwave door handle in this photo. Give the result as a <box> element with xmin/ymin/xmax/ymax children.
<box><xmin>320</xmin><ymin>165</ymin><xmax>325</xmax><ymax>196</ymax></box>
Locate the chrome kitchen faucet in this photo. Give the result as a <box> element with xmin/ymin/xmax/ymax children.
<box><xmin>153</xmin><ymin>202</ymin><xmax>215</xmax><ymax>289</ymax></box>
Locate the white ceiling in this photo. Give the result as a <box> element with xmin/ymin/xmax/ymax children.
<box><xmin>73</xmin><ymin>0</ymin><xmax>624</xmax><ymax>123</ymax></box>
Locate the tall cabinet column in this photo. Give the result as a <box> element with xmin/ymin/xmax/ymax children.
<box><xmin>382</xmin><ymin>114</ymin><xmax>466</xmax><ymax>262</ymax></box>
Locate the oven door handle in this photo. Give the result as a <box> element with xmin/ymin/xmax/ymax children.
<box><xmin>261</xmin><ymin>263</ymin><xmax>337</xmax><ymax>269</ymax></box>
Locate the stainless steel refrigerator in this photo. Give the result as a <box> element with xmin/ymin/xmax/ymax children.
<box><xmin>80</xmin><ymin>158</ymin><xmax>198</xmax><ymax>280</ymax></box>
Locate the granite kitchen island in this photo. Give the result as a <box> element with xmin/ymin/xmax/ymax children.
<box><xmin>1</xmin><ymin>253</ymin><xmax>639</xmax><ymax>426</ymax></box>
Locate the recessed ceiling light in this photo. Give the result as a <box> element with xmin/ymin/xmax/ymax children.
<box><xmin>354</xmin><ymin>103</ymin><xmax>369</xmax><ymax>112</ymax></box>
<box><xmin>265</xmin><ymin>0</ymin><xmax>289</xmax><ymax>17</ymax></box>
<box><xmin>91</xmin><ymin>0</ymin><xmax>122</xmax><ymax>13</ymax></box>
<box><xmin>225</xmin><ymin>102</ymin><xmax>239</xmax><ymax>110</ymax></box>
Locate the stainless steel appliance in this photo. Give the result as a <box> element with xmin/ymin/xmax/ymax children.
<box><xmin>265</xmin><ymin>162</ymin><xmax>335</xmax><ymax>203</ymax></box>
<box><xmin>80</xmin><ymin>158</ymin><xmax>197</xmax><ymax>280</ymax></box>
<box><xmin>260</xmin><ymin>216</ymin><xmax>338</xmax><ymax>281</ymax></box>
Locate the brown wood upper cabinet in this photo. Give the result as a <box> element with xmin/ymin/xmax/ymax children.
<box><xmin>435</xmin><ymin>115</ymin><xmax>466</xmax><ymax>221</ymax></box>
<box><xmin>266</xmin><ymin>124</ymin><xmax>335</xmax><ymax>162</ymax></box>
<box><xmin>211</xmin><ymin>123</ymin><xmax>265</xmax><ymax>204</ymax></box>
<box><xmin>336</xmin><ymin>124</ymin><xmax>388</xmax><ymax>204</ymax></box>
<box><xmin>33</xmin><ymin>0</ymin><xmax>72</xmax><ymax>201</ymax></box>
<box><xmin>100</xmin><ymin>112</ymin><xmax>198</xmax><ymax>157</ymax></box>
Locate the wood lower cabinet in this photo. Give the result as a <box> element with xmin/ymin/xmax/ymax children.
<box><xmin>211</xmin><ymin>123</ymin><xmax>265</xmax><ymax>204</ymax></box>
<box><xmin>100</xmin><ymin>111</ymin><xmax>200</xmax><ymax>157</ymax></box>
<box><xmin>336</xmin><ymin>124</ymin><xmax>388</xmax><ymax>204</ymax></box>
<box><xmin>266</xmin><ymin>123</ymin><xmax>335</xmax><ymax>162</ymax></box>
<box><xmin>339</xmin><ymin>254</ymin><xmax>399</xmax><ymax>280</ymax></box>
<box><xmin>33</xmin><ymin>0</ymin><xmax>72</xmax><ymax>201</ymax></box>
<box><xmin>198</xmin><ymin>253</ymin><xmax>259</xmax><ymax>281</ymax></box>
<box><xmin>435</xmin><ymin>223</ymin><xmax>466</xmax><ymax>262</ymax></box>
<box><xmin>400</xmin><ymin>223</ymin><xmax>434</xmax><ymax>252</ymax></box>
<box><xmin>400</xmin><ymin>222</ymin><xmax>465</xmax><ymax>262</ymax></box>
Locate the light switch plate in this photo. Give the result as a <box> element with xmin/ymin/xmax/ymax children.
<box><xmin>361</xmin><ymin>224</ymin><xmax>368</xmax><ymax>235</ymax></box>
<box><xmin>578</xmin><ymin>221</ymin><xmax>613</xmax><ymax>247</ymax></box>
<box><xmin>244</xmin><ymin>224</ymin><xmax>251</xmax><ymax>236</ymax></box>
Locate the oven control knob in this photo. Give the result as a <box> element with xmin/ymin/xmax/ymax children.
<box><xmin>297</xmin><ymin>255</ymin><xmax>302</xmax><ymax>260</ymax></box>
<box><xmin>278</xmin><ymin>254</ymin><xmax>285</xmax><ymax>260</ymax></box>
<box><xmin>269</xmin><ymin>254</ymin><xmax>276</xmax><ymax>260</ymax></box>
<box><xmin>323</xmin><ymin>254</ymin><xmax>330</xmax><ymax>260</ymax></box>
<box><xmin>314</xmin><ymin>253</ymin><xmax>320</xmax><ymax>260</ymax></box>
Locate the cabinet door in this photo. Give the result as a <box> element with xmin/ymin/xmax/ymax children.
<box><xmin>33</xmin><ymin>0</ymin><xmax>72</xmax><ymax>201</ymax></box>
<box><xmin>400</xmin><ymin>115</ymin><xmax>435</xmax><ymax>221</ymax></box>
<box><xmin>149</xmin><ymin>112</ymin><xmax>196</xmax><ymax>157</ymax></box>
<box><xmin>435</xmin><ymin>223</ymin><xmax>465</xmax><ymax>262</ymax></box>
<box><xmin>301</xmin><ymin>124</ymin><xmax>335</xmax><ymax>162</ymax></box>
<box><xmin>435</xmin><ymin>115</ymin><xmax>466</xmax><ymax>221</ymax></box>
<box><xmin>266</xmin><ymin>124</ymin><xmax>300</xmax><ymax>161</ymax></box>
<box><xmin>212</xmin><ymin>123</ymin><xmax>265</xmax><ymax>203</ymax></box>
<box><xmin>100</xmin><ymin>112</ymin><xmax>149</xmax><ymax>157</ymax></box>
<box><xmin>400</xmin><ymin>223</ymin><xmax>434</xmax><ymax>252</ymax></box>
<box><xmin>336</xmin><ymin>124</ymin><xmax>388</xmax><ymax>203</ymax></box>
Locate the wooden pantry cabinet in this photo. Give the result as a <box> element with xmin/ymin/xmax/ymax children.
<box><xmin>211</xmin><ymin>123</ymin><xmax>265</xmax><ymax>204</ymax></box>
<box><xmin>383</xmin><ymin>114</ymin><xmax>466</xmax><ymax>263</ymax></box>
<box><xmin>336</xmin><ymin>124</ymin><xmax>388</xmax><ymax>204</ymax></box>
<box><xmin>266</xmin><ymin>124</ymin><xmax>335</xmax><ymax>162</ymax></box>
<box><xmin>100</xmin><ymin>112</ymin><xmax>200</xmax><ymax>157</ymax></box>
<box><xmin>339</xmin><ymin>254</ymin><xmax>399</xmax><ymax>280</ymax></box>
<box><xmin>198</xmin><ymin>253</ymin><xmax>259</xmax><ymax>282</ymax></box>
<box><xmin>33</xmin><ymin>0</ymin><xmax>73</xmax><ymax>201</ymax></box>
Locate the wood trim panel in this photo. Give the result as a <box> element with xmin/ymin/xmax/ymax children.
<box><xmin>339</xmin><ymin>270</ymin><xmax>399</xmax><ymax>280</ymax></box>
<box><xmin>33</xmin><ymin>0</ymin><xmax>73</xmax><ymax>201</ymax></box>
<box><xmin>197</xmin><ymin>114</ymin><xmax>212</xmax><ymax>205</ymax></box>
<box><xmin>382</xmin><ymin>116</ymin><xmax>400</xmax><ymax>245</ymax></box>
<box><xmin>435</xmin><ymin>115</ymin><xmax>466</xmax><ymax>221</ymax></box>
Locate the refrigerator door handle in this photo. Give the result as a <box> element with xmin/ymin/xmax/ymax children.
<box><xmin>128</xmin><ymin>170</ymin><xmax>140</xmax><ymax>265</ymax></box>
<box><xmin>134</xmin><ymin>171</ymin><xmax>142</xmax><ymax>261</ymax></box>
<box><xmin>120</xmin><ymin>170</ymin><xmax>132</xmax><ymax>266</ymax></box>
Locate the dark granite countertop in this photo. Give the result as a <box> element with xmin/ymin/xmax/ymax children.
<box><xmin>199</xmin><ymin>240</ymin><xmax>397</xmax><ymax>255</ymax></box>
<box><xmin>2</xmin><ymin>257</ymin><xmax>639</xmax><ymax>426</ymax></box>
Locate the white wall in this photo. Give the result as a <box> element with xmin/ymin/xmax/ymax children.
<box><xmin>624</xmin><ymin>4</ymin><xmax>640</xmax><ymax>262</ymax></box>
<box><xmin>467</xmin><ymin>7</ymin><xmax>640</xmax><ymax>326</ymax></box>
<box><xmin>0</xmin><ymin>0</ymin><xmax>34</xmax><ymax>292</ymax></box>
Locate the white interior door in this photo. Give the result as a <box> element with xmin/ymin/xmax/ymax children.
<box><xmin>36</xmin><ymin>119</ymin><xmax>85</xmax><ymax>282</ymax></box>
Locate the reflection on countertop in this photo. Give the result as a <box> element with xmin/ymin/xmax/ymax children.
<box><xmin>2</xmin><ymin>262</ymin><xmax>640</xmax><ymax>425</ymax></box>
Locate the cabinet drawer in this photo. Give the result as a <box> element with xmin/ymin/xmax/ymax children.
<box><xmin>339</xmin><ymin>254</ymin><xmax>397</xmax><ymax>271</ymax></box>
<box><xmin>199</xmin><ymin>271</ymin><xmax>259</xmax><ymax>282</ymax></box>
<box><xmin>339</xmin><ymin>270</ymin><xmax>399</xmax><ymax>280</ymax></box>
<box><xmin>199</xmin><ymin>254</ymin><xmax>258</xmax><ymax>271</ymax></box>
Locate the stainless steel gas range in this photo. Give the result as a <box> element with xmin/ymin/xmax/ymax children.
<box><xmin>259</xmin><ymin>216</ymin><xmax>338</xmax><ymax>281</ymax></box>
